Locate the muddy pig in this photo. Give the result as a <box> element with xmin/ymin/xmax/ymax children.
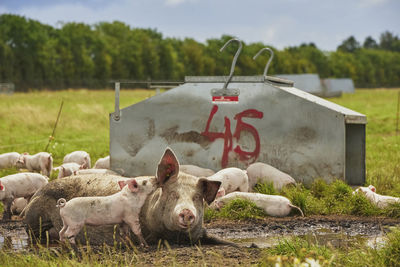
<box><xmin>0</xmin><ymin>172</ymin><xmax>48</xmax><ymax>220</ymax></box>
<box><xmin>54</xmin><ymin>163</ymin><xmax>81</xmax><ymax>178</ymax></box>
<box><xmin>208</xmin><ymin>167</ymin><xmax>249</xmax><ymax>195</ymax></box>
<box><xmin>63</xmin><ymin>151</ymin><xmax>91</xmax><ymax>169</ymax></box>
<box><xmin>16</xmin><ymin>152</ymin><xmax>53</xmax><ymax>177</ymax></box>
<box><xmin>0</xmin><ymin>152</ymin><xmax>20</xmax><ymax>169</ymax></box>
<box><xmin>23</xmin><ymin>148</ymin><xmax>224</xmax><ymax>246</ymax></box>
<box><xmin>57</xmin><ymin>177</ymin><xmax>156</xmax><ymax>246</ymax></box>
<box><xmin>246</xmin><ymin>162</ymin><xmax>295</xmax><ymax>192</ymax></box>
<box><xmin>93</xmin><ymin>155</ymin><xmax>110</xmax><ymax>169</ymax></box>
<box><xmin>180</xmin><ymin>165</ymin><xmax>215</xmax><ymax>177</ymax></box>
<box><xmin>212</xmin><ymin>192</ymin><xmax>304</xmax><ymax>217</ymax></box>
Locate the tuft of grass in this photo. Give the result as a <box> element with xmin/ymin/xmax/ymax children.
<box><xmin>254</xmin><ymin>182</ymin><xmax>277</xmax><ymax>195</ymax></box>
<box><xmin>205</xmin><ymin>199</ymin><xmax>267</xmax><ymax>221</ymax></box>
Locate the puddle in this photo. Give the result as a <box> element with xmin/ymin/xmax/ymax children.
<box><xmin>0</xmin><ymin>225</ymin><xmax>29</xmax><ymax>251</ymax></box>
<box><xmin>226</xmin><ymin>228</ymin><xmax>388</xmax><ymax>249</ymax></box>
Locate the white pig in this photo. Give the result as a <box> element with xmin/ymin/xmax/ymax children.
<box><xmin>73</xmin><ymin>169</ymin><xmax>119</xmax><ymax>176</ymax></box>
<box><xmin>56</xmin><ymin>177</ymin><xmax>156</xmax><ymax>246</ymax></box>
<box><xmin>212</xmin><ymin>192</ymin><xmax>304</xmax><ymax>217</ymax></box>
<box><xmin>354</xmin><ymin>185</ymin><xmax>400</xmax><ymax>209</ymax></box>
<box><xmin>54</xmin><ymin>163</ymin><xmax>81</xmax><ymax>178</ymax></box>
<box><xmin>246</xmin><ymin>162</ymin><xmax>296</xmax><ymax>192</ymax></box>
<box><xmin>93</xmin><ymin>155</ymin><xmax>110</xmax><ymax>169</ymax></box>
<box><xmin>0</xmin><ymin>173</ymin><xmax>48</xmax><ymax>220</ymax></box>
<box><xmin>16</xmin><ymin>152</ymin><xmax>53</xmax><ymax>177</ymax></box>
<box><xmin>0</xmin><ymin>152</ymin><xmax>20</xmax><ymax>169</ymax></box>
<box><xmin>63</xmin><ymin>151</ymin><xmax>91</xmax><ymax>169</ymax></box>
<box><xmin>11</xmin><ymin>197</ymin><xmax>28</xmax><ymax>215</ymax></box>
<box><xmin>180</xmin><ymin>165</ymin><xmax>215</xmax><ymax>177</ymax></box>
<box><xmin>208</xmin><ymin>167</ymin><xmax>249</xmax><ymax>194</ymax></box>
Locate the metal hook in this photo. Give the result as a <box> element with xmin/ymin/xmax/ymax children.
<box><xmin>253</xmin><ymin>47</ymin><xmax>274</xmax><ymax>81</ymax></box>
<box><xmin>220</xmin><ymin>38</ymin><xmax>243</xmax><ymax>89</ymax></box>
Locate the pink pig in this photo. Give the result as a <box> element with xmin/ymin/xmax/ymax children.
<box><xmin>56</xmin><ymin>177</ymin><xmax>156</xmax><ymax>246</ymax></box>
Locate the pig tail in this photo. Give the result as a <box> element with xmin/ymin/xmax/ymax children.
<box><xmin>56</xmin><ymin>198</ymin><xmax>67</xmax><ymax>208</ymax></box>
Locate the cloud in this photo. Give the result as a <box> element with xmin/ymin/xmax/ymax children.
<box><xmin>165</xmin><ymin>0</ymin><xmax>195</xmax><ymax>6</ymax></box>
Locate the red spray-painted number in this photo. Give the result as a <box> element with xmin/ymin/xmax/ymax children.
<box><xmin>201</xmin><ymin>105</ymin><xmax>264</xmax><ymax>168</ymax></box>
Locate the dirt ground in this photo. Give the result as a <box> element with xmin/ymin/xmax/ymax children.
<box><xmin>1</xmin><ymin>215</ymin><xmax>400</xmax><ymax>265</ymax></box>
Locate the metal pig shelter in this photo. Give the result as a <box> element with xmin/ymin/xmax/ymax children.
<box><xmin>110</xmin><ymin>75</ymin><xmax>366</xmax><ymax>185</ymax></box>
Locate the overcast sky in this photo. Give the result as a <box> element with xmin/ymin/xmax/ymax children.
<box><xmin>0</xmin><ymin>0</ymin><xmax>399</xmax><ymax>51</ymax></box>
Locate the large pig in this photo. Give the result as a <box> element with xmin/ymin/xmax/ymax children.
<box><xmin>180</xmin><ymin>165</ymin><xmax>215</xmax><ymax>177</ymax></box>
<box><xmin>246</xmin><ymin>162</ymin><xmax>296</xmax><ymax>191</ymax></box>
<box><xmin>54</xmin><ymin>163</ymin><xmax>81</xmax><ymax>178</ymax></box>
<box><xmin>0</xmin><ymin>172</ymin><xmax>48</xmax><ymax>220</ymax></box>
<box><xmin>22</xmin><ymin>148</ymin><xmax>224</xmax><ymax>246</ymax></box>
<box><xmin>63</xmin><ymin>151</ymin><xmax>91</xmax><ymax>169</ymax></box>
<box><xmin>354</xmin><ymin>185</ymin><xmax>400</xmax><ymax>208</ymax></box>
<box><xmin>57</xmin><ymin>177</ymin><xmax>157</xmax><ymax>246</ymax></box>
<box><xmin>16</xmin><ymin>152</ymin><xmax>53</xmax><ymax>177</ymax></box>
<box><xmin>208</xmin><ymin>167</ymin><xmax>249</xmax><ymax>195</ymax></box>
<box><xmin>93</xmin><ymin>155</ymin><xmax>110</xmax><ymax>169</ymax></box>
<box><xmin>0</xmin><ymin>152</ymin><xmax>20</xmax><ymax>169</ymax></box>
<box><xmin>212</xmin><ymin>192</ymin><xmax>304</xmax><ymax>217</ymax></box>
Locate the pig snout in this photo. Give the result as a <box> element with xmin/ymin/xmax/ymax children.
<box><xmin>178</xmin><ymin>209</ymin><xmax>195</xmax><ymax>228</ymax></box>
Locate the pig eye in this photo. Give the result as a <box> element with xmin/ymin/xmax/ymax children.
<box><xmin>192</xmin><ymin>194</ymin><xmax>201</xmax><ymax>202</ymax></box>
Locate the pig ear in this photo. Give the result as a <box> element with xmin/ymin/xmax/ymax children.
<box><xmin>368</xmin><ymin>185</ymin><xmax>376</xmax><ymax>192</ymax></box>
<box><xmin>197</xmin><ymin>178</ymin><xmax>221</xmax><ymax>205</ymax></box>
<box><xmin>23</xmin><ymin>152</ymin><xmax>29</xmax><ymax>155</ymax></box>
<box><xmin>0</xmin><ymin>182</ymin><xmax>4</xmax><ymax>191</ymax></box>
<box><xmin>79</xmin><ymin>164</ymin><xmax>85</xmax><ymax>170</ymax></box>
<box><xmin>128</xmin><ymin>179</ymin><xmax>139</xmax><ymax>192</ymax></box>
<box><xmin>156</xmin><ymin>147</ymin><xmax>180</xmax><ymax>186</ymax></box>
<box><xmin>118</xmin><ymin>181</ymin><xmax>127</xmax><ymax>190</ymax></box>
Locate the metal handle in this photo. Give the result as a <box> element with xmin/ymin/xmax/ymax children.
<box><xmin>220</xmin><ymin>38</ymin><xmax>243</xmax><ymax>89</ymax></box>
<box><xmin>113</xmin><ymin>82</ymin><xmax>120</xmax><ymax>121</ymax></box>
<box><xmin>253</xmin><ymin>47</ymin><xmax>274</xmax><ymax>81</ymax></box>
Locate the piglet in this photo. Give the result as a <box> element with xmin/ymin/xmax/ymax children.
<box><xmin>63</xmin><ymin>151</ymin><xmax>91</xmax><ymax>169</ymax></box>
<box><xmin>208</xmin><ymin>167</ymin><xmax>249</xmax><ymax>195</ymax></box>
<box><xmin>246</xmin><ymin>162</ymin><xmax>296</xmax><ymax>192</ymax></box>
<box><xmin>354</xmin><ymin>185</ymin><xmax>400</xmax><ymax>209</ymax></box>
<box><xmin>212</xmin><ymin>192</ymin><xmax>304</xmax><ymax>217</ymax></box>
<box><xmin>54</xmin><ymin>163</ymin><xmax>81</xmax><ymax>178</ymax></box>
<box><xmin>0</xmin><ymin>152</ymin><xmax>20</xmax><ymax>169</ymax></box>
<box><xmin>16</xmin><ymin>152</ymin><xmax>53</xmax><ymax>177</ymax></box>
<box><xmin>11</xmin><ymin>197</ymin><xmax>28</xmax><ymax>215</ymax></box>
<box><xmin>93</xmin><ymin>155</ymin><xmax>110</xmax><ymax>169</ymax></box>
<box><xmin>0</xmin><ymin>173</ymin><xmax>48</xmax><ymax>220</ymax></box>
<box><xmin>56</xmin><ymin>177</ymin><xmax>156</xmax><ymax>246</ymax></box>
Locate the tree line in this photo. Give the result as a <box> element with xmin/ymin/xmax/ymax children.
<box><xmin>0</xmin><ymin>14</ymin><xmax>399</xmax><ymax>91</ymax></box>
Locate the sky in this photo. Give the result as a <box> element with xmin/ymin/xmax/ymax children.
<box><xmin>0</xmin><ymin>0</ymin><xmax>399</xmax><ymax>51</ymax></box>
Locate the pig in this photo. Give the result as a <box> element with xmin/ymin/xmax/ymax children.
<box><xmin>93</xmin><ymin>156</ymin><xmax>110</xmax><ymax>169</ymax></box>
<box><xmin>22</xmin><ymin>148</ymin><xmax>226</xmax><ymax>246</ymax></box>
<box><xmin>54</xmin><ymin>163</ymin><xmax>81</xmax><ymax>179</ymax></box>
<box><xmin>73</xmin><ymin>169</ymin><xmax>119</xmax><ymax>176</ymax></box>
<box><xmin>57</xmin><ymin>177</ymin><xmax>157</xmax><ymax>246</ymax></box>
<box><xmin>212</xmin><ymin>192</ymin><xmax>304</xmax><ymax>217</ymax></box>
<box><xmin>180</xmin><ymin>165</ymin><xmax>215</xmax><ymax>177</ymax></box>
<box><xmin>246</xmin><ymin>162</ymin><xmax>296</xmax><ymax>192</ymax></box>
<box><xmin>0</xmin><ymin>152</ymin><xmax>20</xmax><ymax>169</ymax></box>
<box><xmin>63</xmin><ymin>151</ymin><xmax>91</xmax><ymax>169</ymax></box>
<box><xmin>207</xmin><ymin>167</ymin><xmax>249</xmax><ymax>195</ymax></box>
<box><xmin>16</xmin><ymin>152</ymin><xmax>53</xmax><ymax>177</ymax></box>
<box><xmin>0</xmin><ymin>173</ymin><xmax>48</xmax><ymax>220</ymax></box>
<box><xmin>11</xmin><ymin>197</ymin><xmax>28</xmax><ymax>215</ymax></box>
<box><xmin>354</xmin><ymin>185</ymin><xmax>400</xmax><ymax>209</ymax></box>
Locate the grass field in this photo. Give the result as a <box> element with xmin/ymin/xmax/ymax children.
<box><xmin>0</xmin><ymin>88</ymin><xmax>400</xmax><ymax>266</ymax></box>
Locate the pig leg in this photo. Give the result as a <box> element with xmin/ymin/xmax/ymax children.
<box><xmin>64</xmin><ymin>224</ymin><xmax>84</xmax><ymax>245</ymax></box>
<box><xmin>59</xmin><ymin>218</ymin><xmax>68</xmax><ymax>242</ymax></box>
<box><xmin>119</xmin><ymin>223</ymin><xmax>130</xmax><ymax>238</ymax></box>
<box><xmin>2</xmin><ymin>199</ymin><xmax>13</xmax><ymax>220</ymax></box>
<box><xmin>125</xmin><ymin>218</ymin><xmax>148</xmax><ymax>247</ymax></box>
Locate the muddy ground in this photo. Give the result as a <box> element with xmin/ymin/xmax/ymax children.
<box><xmin>1</xmin><ymin>216</ymin><xmax>400</xmax><ymax>265</ymax></box>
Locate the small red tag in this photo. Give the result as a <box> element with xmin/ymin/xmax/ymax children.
<box><xmin>212</xmin><ymin>96</ymin><xmax>239</xmax><ymax>103</ymax></box>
